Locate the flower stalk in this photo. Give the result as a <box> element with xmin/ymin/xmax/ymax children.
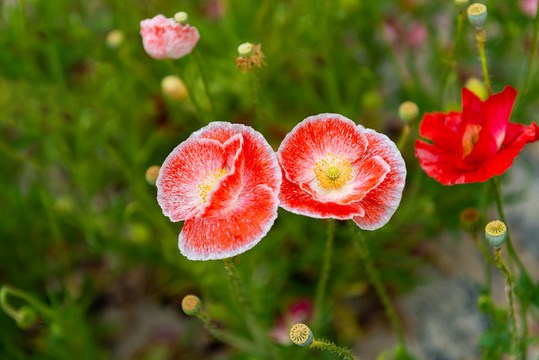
<box><xmin>354</xmin><ymin>228</ymin><xmax>407</xmax><ymax>352</ymax></box>
<box><xmin>476</xmin><ymin>30</ymin><xmax>492</xmax><ymax>96</ymax></box>
<box><xmin>1</xmin><ymin>285</ymin><xmax>56</xmax><ymax>327</ymax></box>
<box><xmin>290</xmin><ymin>323</ymin><xmax>359</xmax><ymax>360</ymax></box>
<box><xmin>494</xmin><ymin>248</ymin><xmax>519</xmax><ymax>356</ymax></box>
<box><xmin>193</xmin><ymin>48</ymin><xmax>216</xmax><ymax>120</ymax></box>
<box><xmin>313</xmin><ymin>219</ymin><xmax>335</xmax><ymax>331</ymax></box>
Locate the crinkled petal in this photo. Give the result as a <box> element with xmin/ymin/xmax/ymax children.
<box><xmin>157</xmin><ymin>138</ymin><xmax>226</xmax><ymax>221</ymax></box>
<box><xmin>191</xmin><ymin>122</ymin><xmax>281</xmax><ymax>193</ymax></box>
<box><xmin>353</xmin><ymin>130</ymin><xmax>406</xmax><ymax>230</ymax></box>
<box><xmin>278</xmin><ymin>169</ymin><xmax>366</xmax><ymax>219</ymax></box>
<box><xmin>277</xmin><ymin>113</ymin><xmax>367</xmax><ymax>185</ymax></box>
<box><xmin>199</xmin><ymin>136</ymin><xmax>245</xmax><ymax>218</ymax></box>
<box><xmin>179</xmin><ymin>185</ymin><xmax>279</xmax><ymax>260</ymax></box>
<box><xmin>419</xmin><ymin>112</ymin><xmax>461</xmax><ymax>152</ymax></box>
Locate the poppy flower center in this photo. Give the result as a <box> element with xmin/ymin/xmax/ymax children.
<box><xmin>313</xmin><ymin>153</ymin><xmax>353</xmax><ymax>191</ymax></box>
<box><xmin>198</xmin><ymin>168</ymin><xmax>229</xmax><ymax>203</ymax></box>
<box><xmin>462</xmin><ymin>124</ymin><xmax>482</xmax><ymax>158</ymax></box>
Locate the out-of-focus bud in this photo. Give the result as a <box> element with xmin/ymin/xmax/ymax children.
<box><xmin>17</xmin><ymin>306</ymin><xmax>37</xmax><ymax>329</ymax></box>
<box><xmin>181</xmin><ymin>295</ymin><xmax>202</xmax><ymax>316</ymax></box>
<box><xmin>161</xmin><ymin>76</ymin><xmax>188</xmax><ymax>101</ymax></box>
<box><xmin>174</xmin><ymin>11</ymin><xmax>189</xmax><ymax>24</ymax></box>
<box><xmin>460</xmin><ymin>207</ymin><xmax>482</xmax><ymax>234</ymax></box>
<box><xmin>464</xmin><ymin>78</ymin><xmax>488</xmax><ymax>100</ymax></box>
<box><xmin>467</xmin><ymin>3</ymin><xmax>488</xmax><ymax>30</ymax></box>
<box><xmin>145</xmin><ymin>165</ymin><xmax>160</xmax><ymax>185</ymax></box>
<box><xmin>398</xmin><ymin>101</ymin><xmax>419</xmax><ymax>123</ymax></box>
<box><xmin>238</xmin><ymin>42</ymin><xmax>254</xmax><ymax>56</ymax></box>
<box><xmin>106</xmin><ymin>30</ymin><xmax>124</xmax><ymax>49</ymax></box>
<box><xmin>485</xmin><ymin>220</ymin><xmax>507</xmax><ymax>248</ymax></box>
<box><xmin>456</xmin><ymin>0</ymin><xmax>470</xmax><ymax>8</ymax></box>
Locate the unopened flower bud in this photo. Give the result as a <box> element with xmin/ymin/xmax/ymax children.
<box><xmin>485</xmin><ymin>220</ymin><xmax>507</xmax><ymax>248</ymax></box>
<box><xmin>398</xmin><ymin>101</ymin><xmax>419</xmax><ymax>123</ymax></box>
<box><xmin>145</xmin><ymin>165</ymin><xmax>160</xmax><ymax>185</ymax></box>
<box><xmin>174</xmin><ymin>11</ymin><xmax>189</xmax><ymax>24</ymax></box>
<box><xmin>17</xmin><ymin>306</ymin><xmax>37</xmax><ymax>329</ymax></box>
<box><xmin>181</xmin><ymin>295</ymin><xmax>202</xmax><ymax>316</ymax></box>
<box><xmin>460</xmin><ymin>207</ymin><xmax>482</xmax><ymax>234</ymax></box>
<box><xmin>455</xmin><ymin>0</ymin><xmax>469</xmax><ymax>8</ymax></box>
<box><xmin>106</xmin><ymin>30</ymin><xmax>124</xmax><ymax>49</ymax></box>
<box><xmin>464</xmin><ymin>78</ymin><xmax>487</xmax><ymax>100</ymax></box>
<box><xmin>238</xmin><ymin>42</ymin><xmax>254</xmax><ymax>56</ymax></box>
<box><xmin>161</xmin><ymin>75</ymin><xmax>188</xmax><ymax>101</ymax></box>
<box><xmin>289</xmin><ymin>323</ymin><xmax>313</xmax><ymax>346</ymax></box>
<box><xmin>467</xmin><ymin>3</ymin><xmax>487</xmax><ymax>30</ymax></box>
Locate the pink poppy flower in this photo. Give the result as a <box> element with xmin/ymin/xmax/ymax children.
<box><xmin>277</xmin><ymin>114</ymin><xmax>406</xmax><ymax>230</ymax></box>
<box><xmin>140</xmin><ymin>14</ymin><xmax>200</xmax><ymax>60</ymax></box>
<box><xmin>157</xmin><ymin>122</ymin><xmax>281</xmax><ymax>260</ymax></box>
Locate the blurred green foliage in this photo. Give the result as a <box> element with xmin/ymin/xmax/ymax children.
<box><xmin>1</xmin><ymin>0</ymin><xmax>538</xmax><ymax>358</ymax></box>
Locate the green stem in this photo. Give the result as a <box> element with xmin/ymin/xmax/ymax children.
<box><xmin>355</xmin><ymin>229</ymin><xmax>407</xmax><ymax>351</ymax></box>
<box><xmin>472</xmin><ymin>233</ymin><xmax>493</xmax><ymax>294</ymax></box>
<box><xmin>196</xmin><ymin>311</ymin><xmax>255</xmax><ymax>353</ymax></box>
<box><xmin>491</xmin><ymin>177</ymin><xmax>527</xmax><ymax>276</ymax></box>
<box><xmin>476</xmin><ymin>30</ymin><xmax>492</xmax><ymax>96</ymax></box>
<box><xmin>166</xmin><ymin>60</ymin><xmax>206</xmax><ymax>125</ymax></box>
<box><xmin>192</xmin><ymin>48</ymin><xmax>216</xmax><ymax>120</ymax></box>
<box><xmin>313</xmin><ymin>219</ymin><xmax>335</xmax><ymax>331</ymax></box>
<box><xmin>439</xmin><ymin>9</ymin><xmax>465</xmax><ymax>104</ymax></box>
<box><xmin>397</xmin><ymin>124</ymin><xmax>411</xmax><ymax>151</ymax></box>
<box><xmin>1</xmin><ymin>285</ymin><xmax>56</xmax><ymax>321</ymax></box>
<box><xmin>521</xmin><ymin>9</ymin><xmax>539</xmax><ymax>96</ymax></box>
<box><xmin>311</xmin><ymin>339</ymin><xmax>358</xmax><ymax>360</ymax></box>
<box><xmin>222</xmin><ymin>259</ymin><xmax>275</xmax><ymax>359</ymax></box>
<box><xmin>251</xmin><ymin>71</ymin><xmax>262</xmax><ymax>131</ymax></box>
<box><xmin>494</xmin><ymin>249</ymin><xmax>519</xmax><ymax>356</ymax></box>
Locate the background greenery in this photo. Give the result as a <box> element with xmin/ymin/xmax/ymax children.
<box><xmin>1</xmin><ymin>0</ymin><xmax>538</xmax><ymax>358</ymax></box>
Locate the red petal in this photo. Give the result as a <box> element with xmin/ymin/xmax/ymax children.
<box><xmin>179</xmin><ymin>185</ymin><xmax>279</xmax><ymax>260</ymax></box>
<box><xmin>157</xmin><ymin>138</ymin><xmax>226</xmax><ymax>221</ymax></box>
<box><xmin>419</xmin><ymin>112</ymin><xmax>461</xmax><ymax>152</ymax></box>
<box><xmin>461</xmin><ymin>86</ymin><xmax>517</xmax><ymax>164</ymax></box>
<box><xmin>192</xmin><ymin>122</ymin><xmax>281</xmax><ymax>193</ymax></box>
<box><xmin>278</xmin><ymin>169</ymin><xmax>366</xmax><ymax>219</ymax></box>
<box><xmin>353</xmin><ymin>130</ymin><xmax>406</xmax><ymax>230</ymax></box>
<box><xmin>278</xmin><ymin>114</ymin><xmax>368</xmax><ymax>185</ymax></box>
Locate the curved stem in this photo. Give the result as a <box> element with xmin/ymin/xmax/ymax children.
<box><xmin>251</xmin><ymin>71</ymin><xmax>262</xmax><ymax>131</ymax></box>
<box><xmin>313</xmin><ymin>219</ymin><xmax>335</xmax><ymax>331</ymax></box>
<box><xmin>196</xmin><ymin>311</ymin><xmax>255</xmax><ymax>353</ymax></box>
<box><xmin>397</xmin><ymin>124</ymin><xmax>411</xmax><ymax>151</ymax></box>
<box><xmin>166</xmin><ymin>60</ymin><xmax>206</xmax><ymax>125</ymax></box>
<box><xmin>311</xmin><ymin>339</ymin><xmax>358</xmax><ymax>360</ymax></box>
<box><xmin>476</xmin><ymin>30</ymin><xmax>492</xmax><ymax>96</ymax></box>
<box><xmin>1</xmin><ymin>285</ymin><xmax>55</xmax><ymax>320</ymax></box>
<box><xmin>355</xmin><ymin>229</ymin><xmax>407</xmax><ymax>351</ymax></box>
<box><xmin>494</xmin><ymin>249</ymin><xmax>519</xmax><ymax>357</ymax></box>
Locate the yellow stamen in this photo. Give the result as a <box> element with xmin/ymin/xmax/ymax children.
<box><xmin>198</xmin><ymin>168</ymin><xmax>229</xmax><ymax>203</ymax></box>
<box><xmin>313</xmin><ymin>153</ymin><xmax>353</xmax><ymax>191</ymax></box>
<box><xmin>462</xmin><ymin>124</ymin><xmax>482</xmax><ymax>158</ymax></box>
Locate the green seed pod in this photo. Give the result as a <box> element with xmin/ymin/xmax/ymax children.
<box><xmin>485</xmin><ymin>220</ymin><xmax>507</xmax><ymax>248</ymax></box>
<box><xmin>398</xmin><ymin>101</ymin><xmax>419</xmax><ymax>123</ymax></box>
<box><xmin>289</xmin><ymin>323</ymin><xmax>313</xmax><ymax>346</ymax></box>
<box><xmin>467</xmin><ymin>3</ymin><xmax>487</xmax><ymax>30</ymax></box>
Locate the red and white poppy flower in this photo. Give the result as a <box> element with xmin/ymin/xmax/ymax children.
<box><xmin>140</xmin><ymin>14</ymin><xmax>200</xmax><ymax>60</ymax></box>
<box><xmin>157</xmin><ymin>122</ymin><xmax>281</xmax><ymax>260</ymax></box>
<box><xmin>277</xmin><ymin>114</ymin><xmax>406</xmax><ymax>230</ymax></box>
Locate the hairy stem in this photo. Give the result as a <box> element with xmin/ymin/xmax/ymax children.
<box><xmin>311</xmin><ymin>339</ymin><xmax>359</xmax><ymax>360</ymax></box>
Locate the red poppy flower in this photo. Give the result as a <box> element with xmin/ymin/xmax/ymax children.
<box><xmin>277</xmin><ymin>114</ymin><xmax>406</xmax><ymax>230</ymax></box>
<box><xmin>140</xmin><ymin>15</ymin><xmax>199</xmax><ymax>60</ymax></box>
<box><xmin>415</xmin><ymin>86</ymin><xmax>539</xmax><ymax>185</ymax></box>
<box><xmin>157</xmin><ymin>122</ymin><xmax>281</xmax><ymax>260</ymax></box>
